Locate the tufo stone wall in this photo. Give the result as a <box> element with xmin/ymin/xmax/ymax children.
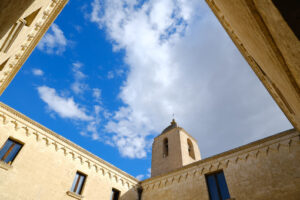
<box><xmin>142</xmin><ymin>129</ymin><xmax>300</xmax><ymax>200</ymax></box>
<box><xmin>0</xmin><ymin>102</ymin><xmax>138</xmax><ymax>200</ymax></box>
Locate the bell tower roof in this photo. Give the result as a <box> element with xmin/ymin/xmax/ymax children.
<box><xmin>161</xmin><ymin>119</ymin><xmax>178</xmax><ymax>134</ymax></box>
<box><xmin>151</xmin><ymin>119</ymin><xmax>201</xmax><ymax>177</ymax></box>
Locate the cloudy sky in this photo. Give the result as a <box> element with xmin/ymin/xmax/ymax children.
<box><xmin>1</xmin><ymin>0</ymin><xmax>292</xmax><ymax>180</ymax></box>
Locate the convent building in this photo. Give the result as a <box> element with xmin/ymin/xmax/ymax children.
<box><xmin>0</xmin><ymin>0</ymin><xmax>299</xmax><ymax>199</ymax></box>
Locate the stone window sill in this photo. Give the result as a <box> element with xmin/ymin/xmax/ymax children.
<box><xmin>66</xmin><ymin>191</ymin><xmax>83</xmax><ymax>200</ymax></box>
<box><xmin>0</xmin><ymin>161</ymin><xmax>12</xmax><ymax>170</ymax></box>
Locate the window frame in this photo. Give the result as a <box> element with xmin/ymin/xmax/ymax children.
<box><xmin>0</xmin><ymin>137</ymin><xmax>23</xmax><ymax>165</ymax></box>
<box><xmin>111</xmin><ymin>188</ymin><xmax>121</xmax><ymax>200</ymax></box>
<box><xmin>187</xmin><ymin>138</ymin><xmax>195</xmax><ymax>159</ymax></box>
<box><xmin>205</xmin><ymin>170</ymin><xmax>230</xmax><ymax>200</ymax></box>
<box><xmin>70</xmin><ymin>171</ymin><xmax>87</xmax><ymax>195</ymax></box>
<box><xmin>163</xmin><ymin>138</ymin><xmax>168</xmax><ymax>158</ymax></box>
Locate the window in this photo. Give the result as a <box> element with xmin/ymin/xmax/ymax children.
<box><xmin>0</xmin><ymin>138</ymin><xmax>23</xmax><ymax>164</ymax></box>
<box><xmin>0</xmin><ymin>8</ymin><xmax>40</xmax><ymax>53</ymax></box>
<box><xmin>70</xmin><ymin>172</ymin><xmax>86</xmax><ymax>195</ymax></box>
<box><xmin>111</xmin><ymin>188</ymin><xmax>120</xmax><ymax>200</ymax></box>
<box><xmin>0</xmin><ymin>58</ymin><xmax>9</xmax><ymax>71</ymax></box>
<box><xmin>137</xmin><ymin>186</ymin><xmax>143</xmax><ymax>200</ymax></box>
<box><xmin>205</xmin><ymin>171</ymin><xmax>230</xmax><ymax>200</ymax></box>
<box><xmin>187</xmin><ymin>138</ymin><xmax>195</xmax><ymax>159</ymax></box>
<box><xmin>0</xmin><ymin>19</ymin><xmax>26</xmax><ymax>53</ymax></box>
<box><xmin>163</xmin><ymin>138</ymin><xmax>168</xmax><ymax>157</ymax></box>
<box><xmin>23</xmin><ymin>8</ymin><xmax>41</xmax><ymax>26</ymax></box>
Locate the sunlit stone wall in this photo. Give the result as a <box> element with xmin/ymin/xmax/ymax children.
<box><xmin>0</xmin><ymin>102</ymin><xmax>138</xmax><ymax>200</ymax></box>
<box><xmin>0</xmin><ymin>0</ymin><xmax>68</xmax><ymax>95</ymax></box>
<box><xmin>142</xmin><ymin>129</ymin><xmax>300</xmax><ymax>200</ymax></box>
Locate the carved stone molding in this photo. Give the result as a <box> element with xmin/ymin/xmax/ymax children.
<box><xmin>0</xmin><ymin>0</ymin><xmax>68</xmax><ymax>95</ymax></box>
<box><xmin>141</xmin><ymin>129</ymin><xmax>299</xmax><ymax>190</ymax></box>
<box><xmin>205</xmin><ymin>0</ymin><xmax>300</xmax><ymax>130</ymax></box>
<box><xmin>0</xmin><ymin>102</ymin><xmax>138</xmax><ymax>187</ymax></box>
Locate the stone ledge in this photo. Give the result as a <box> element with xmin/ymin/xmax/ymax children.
<box><xmin>66</xmin><ymin>191</ymin><xmax>83</xmax><ymax>200</ymax></box>
<box><xmin>0</xmin><ymin>161</ymin><xmax>12</xmax><ymax>170</ymax></box>
<box><xmin>141</xmin><ymin>129</ymin><xmax>299</xmax><ymax>188</ymax></box>
<box><xmin>0</xmin><ymin>102</ymin><xmax>138</xmax><ymax>185</ymax></box>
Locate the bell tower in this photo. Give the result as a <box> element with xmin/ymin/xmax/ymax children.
<box><xmin>151</xmin><ymin>119</ymin><xmax>201</xmax><ymax>177</ymax></box>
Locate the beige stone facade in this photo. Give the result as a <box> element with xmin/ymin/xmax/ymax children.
<box><xmin>0</xmin><ymin>102</ymin><xmax>138</xmax><ymax>200</ymax></box>
<box><xmin>0</xmin><ymin>0</ymin><xmax>68</xmax><ymax>95</ymax></box>
<box><xmin>143</xmin><ymin>129</ymin><xmax>300</xmax><ymax>200</ymax></box>
<box><xmin>0</xmin><ymin>101</ymin><xmax>299</xmax><ymax>199</ymax></box>
<box><xmin>0</xmin><ymin>0</ymin><xmax>299</xmax><ymax>199</ymax></box>
<box><xmin>205</xmin><ymin>0</ymin><xmax>300</xmax><ymax>131</ymax></box>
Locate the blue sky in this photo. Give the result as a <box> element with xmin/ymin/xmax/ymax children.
<box><xmin>1</xmin><ymin>0</ymin><xmax>292</xmax><ymax>180</ymax></box>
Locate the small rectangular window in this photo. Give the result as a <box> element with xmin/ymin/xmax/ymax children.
<box><xmin>0</xmin><ymin>138</ymin><xmax>23</xmax><ymax>164</ymax></box>
<box><xmin>111</xmin><ymin>188</ymin><xmax>120</xmax><ymax>200</ymax></box>
<box><xmin>163</xmin><ymin>138</ymin><xmax>168</xmax><ymax>157</ymax></box>
<box><xmin>205</xmin><ymin>171</ymin><xmax>230</xmax><ymax>200</ymax></box>
<box><xmin>70</xmin><ymin>172</ymin><xmax>86</xmax><ymax>195</ymax></box>
<box><xmin>0</xmin><ymin>19</ymin><xmax>26</xmax><ymax>53</ymax></box>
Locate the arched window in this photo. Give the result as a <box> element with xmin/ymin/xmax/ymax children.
<box><xmin>187</xmin><ymin>139</ymin><xmax>195</xmax><ymax>159</ymax></box>
<box><xmin>163</xmin><ymin>138</ymin><xmax>168</xmax><ymax>157</ymax></box>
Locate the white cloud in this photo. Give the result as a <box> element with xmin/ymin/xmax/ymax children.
<box><xmin>103</xmin><ymin>110</ymin><xmax>112</xmax><ymax>119</ymax></box>
<box><xmin>37</xmin><ymin>86</ymin><xmax>92</xmax><ymax>120</ymax></box>
<box><xmin>74</xmin><ymin>25</ymin><xmax>82</xmax><ymax>33</ymax></box>
<box><xmin>32</xmin><ymin>68</ymin><xmax>44</xmax><ymax>76</ymax></box>
<box><xmin>71</xmin><ymin>62</ymin><xmax>89</xmax><ymax>94</ymax></box>
<box><xmin>107</xmin><ymin>71</ymin><xmax>114</xmax><ymax>79</ymax></box>
<box><xmin>136</xmin><ymin>168</ymin><xmax>151</xmax><ymax>180</ymax></box>
<box><xmin>107</xmin><ymin>69</ymin><xmax>125</xmax><ymax>79</ymax></box>
<box><xmin>92</xmin><ymin>88</ymin><xmax>102</xmax><ymax>103</ymax></box>
<box><xmin>79</xmin><ymin>105</ymin><xmax>103</xmax><ymax>142</ymax></box>
<box><xmin>37</xmin><ymin>23</ymin><xmax>67</xmax><ymax>55</ymax></box>
<box><xmin>136</xmin><ymin>174</ymin><xmax>144</xmax><ymax>181</ymax></box>
<box><xmin>115</xmin><ymin>69</ymin><xmax>125</xmax><ymax>77</ymax></box>
<box><xmin>90</xmin><ymin>0</ymin><xmax>102</xmax><ymax>25</ymax></box>
<box><xmin>147</xmin><ymin>168</ymin><xmax>151</xmax><ymax>177</ymax></box>
<box><xmin>72</xmin><ymin>62</ymin><xmax>85</xmax><ymax>78</ymax></box>
<box><xmin>90</xmin><ymin>0</ymin><xmax>292</xmax><ymax>159</ymax></box>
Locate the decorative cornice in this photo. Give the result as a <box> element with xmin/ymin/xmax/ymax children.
<box><xmin>204</xmin><ymin>0</ymin><xmax>299</xmax><ymax>130</ymax></box>
<box><xmin>0</xmin><ymin>0</ymin><xmax>68</xmax><ymax>95</ymax></box>
<box><xmin>0</xmin><ymin>102</ymin><xmax>138</xmax><ymax>187</ymax></box>
<box><xmin>141</xmin><ymin>129</ymin><xmax>299</xmax><ymax>191</ymax></box>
